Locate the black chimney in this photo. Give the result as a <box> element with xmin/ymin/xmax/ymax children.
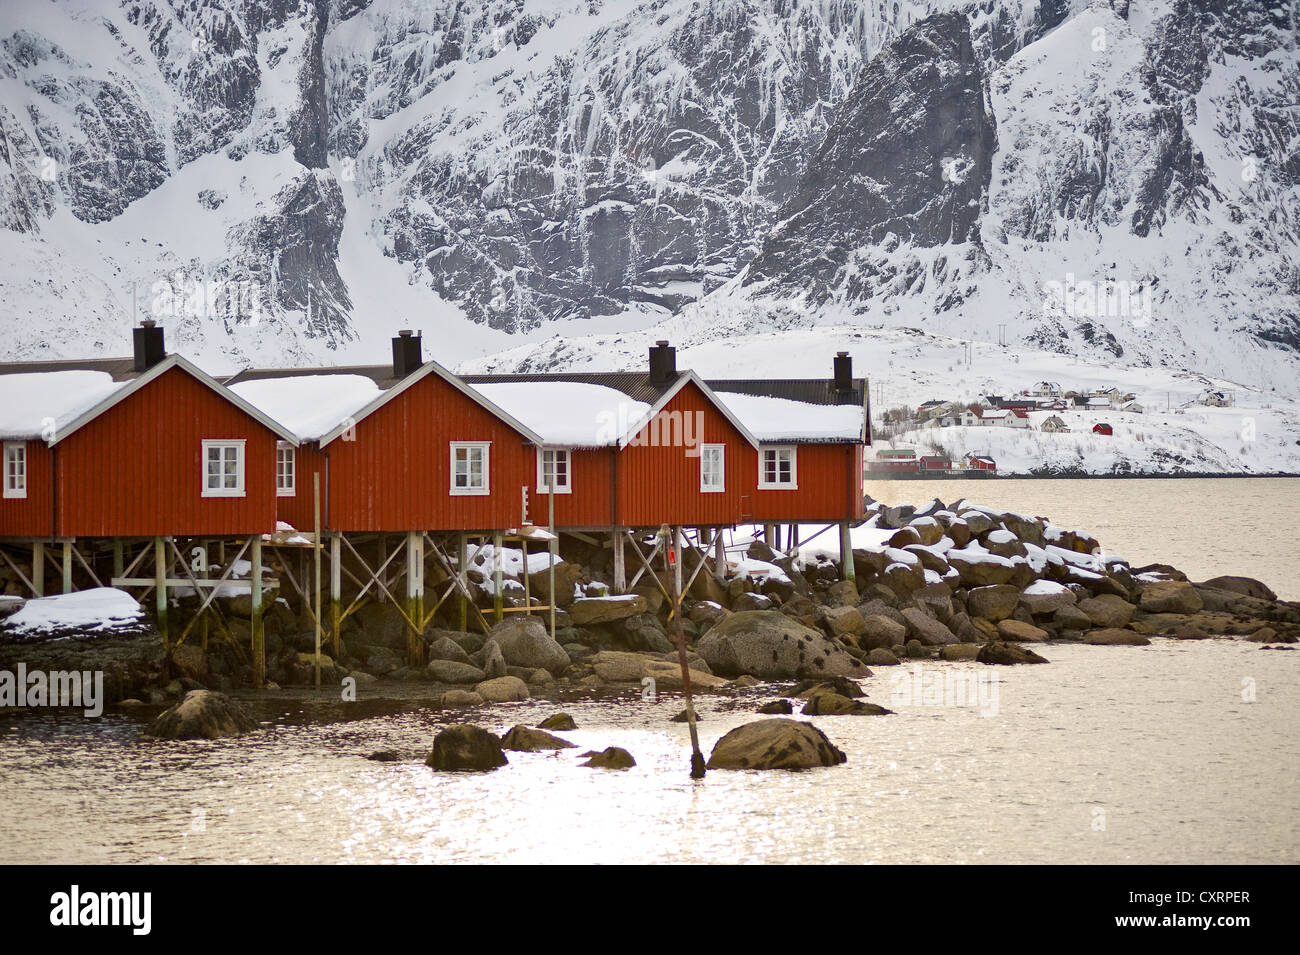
<box><xmin>132</xmin><ymin>320</ymin><xmax>165</xmax><ymax>372</ymax></box>
<box><xmin>833</xmin><ymin>351</ymin><xmax>853</xmax><ymax>399</ymax></box>
<box><xmin>392</xmin><ymin>330</ymin><xmax>423</xmax><ymax>377</ymax></box>
<box><xmin>648</xmin><ymin>340</ymin><xmax>676</xmax><ymax>384</ymax></box>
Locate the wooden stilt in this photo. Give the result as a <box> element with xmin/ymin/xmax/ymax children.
<box><xmin>313</xmin><ymin>474</ymin><xmax>322</xmax><ymax>689</ymax></box>
<box><xmin>612</xmin><ymin>528</ymin><xmax>626</xmax><ymax>592</ymax></box>
<box><xmin>32</xmin><ymin>541</ymin><xmax>44</xmax><ymax>597</ymax></box>
<box><xmin>548</xmin><ymin>487</ymin><xmax>556</xmax><ymax>641</ymax></box>
<box><xmin>406</xmin><ymin>529</ymin><xmax>424</xmax><ymax>665</ymax></box>
<box><xmin>250</xmin><ymin>535</ymin><xmax>265</xmax><ymax>689</ymax></box>
<box><xmin>672</xmin><ymin>526</ymin><xmax>684</xmax><ymax>615</ymax></box>
<box><xmin>154</xmin><ymin>536</ymin><xmax>167</xmax><ymax>645</ymax></box>
<box><xmin>492</xmin><ymin>531</ymin><xmax>504</xmax><ymax>623</ymax></box>
<box><xmin>330</xmin><ymin>532</ymin><xmax>341</xmax><ymax>657</ymax></box>
<box><xmin>457</xmin><ymin>533</ymin><xmax>468</xmax><ymax>631</ymax></box>
<box><xmin>840</xmin><ymin>521</ymin><xmax>855</xmax><ymax>582</ymax></box>
<box><xmin>713</xmin><ymin>528</ymin><xmax>726</xmax><ymax>576</ymax></box>
<box><xmin>61</xmin><ymin>540</ymin><xmax>73</xmax><ymax>594</ymax></box>
<box><xmin>669</xmin><ymin>525</ymin><xmax>705</xmax><ymax>779</ymax></box>
<box><xmin>112</xmin><ymin>540</ymin><xmax>124</xmax><ymax>581</ymax></box>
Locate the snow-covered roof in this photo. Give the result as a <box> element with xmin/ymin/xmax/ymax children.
<box><xmin>0</xmin><ymin>370</ymin><xmax>125</xmax><ymax>440</ymax></box>
<box><xmin>229</xmin><ymin>375</ymin><xmax>383</xmax><ymax>441</ymax></box>
<box><xmin>469</xmin><ymin>381</ymin><xmax>651</xmax><ymax>447</ymax></box>
<box><xmin>713</xmin><ymin>392</ymin><xmax>863</xmax><ymax>443</ymax></box>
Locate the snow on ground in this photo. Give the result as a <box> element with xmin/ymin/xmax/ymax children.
<box><xmin>2</xmin><ymin>587</ymin><xmax>144</xmax><ymax>636</ymax></box>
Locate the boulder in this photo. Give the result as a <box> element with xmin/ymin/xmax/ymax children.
<box><xmin>732</xmin><ymin>592</ymin><xmax>774</xmax><ymax>612</ymax></box>
<box><xmin>500</xmin><ymin>724</ymin><xmax>575</xmax><ymax>752</ymax></box>
<box><xmin>487</xmin><ymin>617</ymin><xmax>571</xmax><ymax>675</ymax></box>
<box><xmin>940</xmin><ymin>643</ymin><xmax>981</xmax><ymax>661</ymax></box>
<box><xmin>427</xmin><ymin>636</ymin><xmax>471</xmax><ymax>664</ymax></box>
<box><xmin>590</xmin><ymin>651</ymin><xmax>728</xmax><ymax>689</ymax></box>
<box><xmin>427</xmin><ymin>724</ymin><xmax>508</xmax><ymax>771</ymax></box>
<box><xmin>1199</xmin><ymin>576</ymin><xmax>1277</xmax><ymax>602</ymax></box>
<box><xmin>823</xmin><ymin>579</ymin><xmax>859</xmax><ymax>607</ymax></box>
<box><xmin>440</xmin><ymin>690</ymin><xmax>484</xmax><ymax>706</ymax></box>
<box><xmin>1084</xmin><ymin>628</ymin><xmax>1152</xmax><ymax>646</ymax></box>
<box><xmin>860</xmin><ymin>614</ymin><xmax>908</xmax><ymax>650</ymax></box>
<box><xmin>143</xmin><ymin>690</ymin><xmax>258</xmax><ymax>740</ymax></box>
<box><xmin>568</xmin><ymin>594</ymin><xmax>647</xmax><ymax>626</ymax></box>
<box><xmin>1019</xmin><ymin>580</ymin><xmax>1076</xmax><ymax>615</ymax></box>
<box><xmin>966</xmin><ymin>584</ymin><xmax>1021</xmax><ymax>622</ymax></box>
<box><xmin>474</xmin><ymin>675</ymin><xmax>530</xmax><ymax>702</ymax></box>
<box><xmin>756</xmin><ymin>699</ymin><xmax>794</xmax><ymax>714</ymax></box>
<box><xmin>706</xmin><ymin>719</ymin><xmax>847</xmax><ymax>770</ymax></box>
<box><xmin>822</xmin><ymin>605</ymin><xmax>866</xmax><ymax>639</ymax></box>
<box><xmin>1053</xmin><ymin>604</ymin><xmax>1094</xmax><ymax>631</ymax></box>
<box><xmin>947</xmin><ymin>550</ymin><xmax>1016</xmax><ymax>587</ymax></box>
<box><xmin>477</xmin><ymin>639</ymin><xmax>508</xmax><ymax>679</ymax></box>
<box><xmin>526</xmin><ymin>560</ymin><xmax>584</xmax><ymax>608</ymax></box>
<box><xmin>976</xmin><ymin>641</ymin><xmax>1049</xmax><ymax>665</ymax></box>
<box><xmin>996</xmin><ymin>619</ymin><xmax>1049</xmax><ymax>643</ymax></box>
<box><xmin>866</xmin><ymin>647</ymin><xmax>901</xmax><ymax>666</ymax></box>
<box><xmin>169</xmin><ymin>644</ymin><xmax>208</xmax><ymax>681</ymax></box>
<box><xmin>581</xmin><ymin>746</ymin><xmax>636</xmax><ymax>769</ymax></box>
<box><xmin>696</xmin><ymin>611</ymin><xmax>869</xmax><ymax>680</ymax></box>
<box><xmin>900</xmin><ymin>607</ymin><xmax>958</xmax><ymax>646</ymax></box>
<box><xmin>1139</xmin><ymin>580</ymin><xmax>1204</xmax><ymax>615</ymax></box>
<box><xmin>426</xmin><ymin>660</ymin><xmax>486</xmax><ymax>684</ymax></box>
<box><xmin>1078</xmin><ymin>594</ymin><xmax>1137</xmax><ymax>629</ymax></box>
<box><xmin>538</xmin><ymin>712</ymin><xmax>577</xmax><ymax>731</ymax></box>
<box><xmin>800</xmin><ymin>692</ymin><xmax>892</xmax><ymax>715</ymax></box>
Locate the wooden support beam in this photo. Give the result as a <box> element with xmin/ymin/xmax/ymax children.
<box><xmin>32</xmin><ymin>541</ymin><xmax>44</xmax><ymax>597</ymax></box>
<box><xmin>612</xmin><ymin>528</ymin><xmax>626</xmax><ymax>592</ymax></box>
<box><xmin>405</xmin><ymin>530</ymin><xmax>424</xmax><ymax>666</ymax></box>
<box><xmin>153</xmin><ymin>537</ymin><xmax>167</xmax><ymax>645</ymax></box>
<box><xmin>112</xmin><ymin>540</ymin><xmax>124</xmax><ymax>581</ymax></box>
<box><xmin>457</xmin><ymin>532</ymin><xmax>468</xmax><ymax>632</ymax></box>
<box><xmin>313</xmin><ymin>473</ymin><xmax>322</xmax><ymax>690</ymax></box>
<box><xmin>672</xmin><ymin>526</ymin><xmax>684</xmax><ymax>612</ymax></box>
<box><xmin>251</xmin><ymin>535</ymin><xmax>265</xmax><ymax>689</ymax></box>
<box><xmin>713</xmin><ymin>527</ymin><xmax>727</xmax><ymax>576</ymax></box>
<box><xmin>492</xmin><ymin>531</ymin><xmax>504</xmax><ymax>623</ymax></box>
<box><xmin>840</xmin><ymin>521</ymin><xmax>855</xmax><ymax>582</ymax></box>
<box><xmin>0</xmin><ymin>547</ymin><xmax>36</xmax><ymax>596</ymax></box>
<box><xmin>330</xmin><ymin>533</ymin><xmax>341</xmax><ymax>658</ymax></box>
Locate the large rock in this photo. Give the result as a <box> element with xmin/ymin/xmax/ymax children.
<box><xmin>697</xmin><ymin>611</ymin><xmax>869</xmax><ymax>680</ymax></box>
<box><xmin>143</xmin><ymin>690</ymin><xmax>257</xmax><ymax>740</ymax></box>
<box><xmin>1084</xmin><ymin>628</ymin><xmax>1152</xmax><ymax>646</ymax></box>
<box><xmin>861</xmin><ymin>614</ymin><xmax>908</xmax><ymax>650</ymax></box>
<box><xmin>500</xmin><ymin>724</ymin><xmax>575</xmax><ymax>752</ymax></box>
<box><xmin>996</xmin><ymin>619</ymin><xmax>1049</xmax><ymax>643</ymax></box>
<box><xmin>427</xmin><ymin>724</ymin><xmax>508</xmax><ymax>771</ymax></box>
<box><xmin>1019</xmin><ymin>580</ymin><xmax>1076</xmax><ymax>615</ymax></box>
<box><xmin>426</xmin><ymin>636</ymin><xmax>471</xmax><ymax>664</ymax></box>
<box><xmin>169</xmin><ymin>644</ymin><xmax>208</xmax><ymax>681</ymax></box>
<box><xmin>1139</xmin><ymin>580</ymin><xmax>1204</xmax><ymax>614</ymax></box>
<box><xmin>582</xmin><ymin>747</ymin><xmax>636</xmax><ymax>769</ymax></box>
<box><xmin>1078</xmin><ymin>594</ymin><xmax>1137</xmax><ymax>629</ymax></box>
<box><xmin>590</xmin><ymin>651</ymin><xmax>728</xmax><ymax>689</ymax></box>
<box><xmin>526</xmin><ymin>560</ymin><xmax>584</xmax><ymax>608</ymax></box>
<box><xmin>900</xmin><ymin>607</ymin><xmax>958</xmax><ymax>646</ymax></box>
<box><xmin>474</xmin><ymin>675</ymin><xmax>530</xmax><ymax>702</ymax></box>
<box><xmin>800</xmin><ymin>692</ymin><xmax>892</xmax><ymax>715</ymax></box>
<box><xmin>568</xmin><ymin>594</ymin><xmax>647</xmax><ymax>626</ymax></box>
<box><xmin>427</xmin><ymin>660</ymin><xmax>486</xmax><ymax>684</ymax></box>
<box><xmin>977</xmin><ymin>641</ymin><xmax>1049</xmax><ymax>665</ymax></box>
<box><xmin>822</xmin><ymin>605</ymin><xmax>866</xmax><ymax>639</ymax></box>
<box><xmin>487</xmin><ymin>617</ymin><xmax>571</xmax><ymax>675</ymax></box>
<box><xmin>706</xmin><ymin>719</ymin><xmax>847</xmax><ymax>770</ymax></box>
<box><xmin>947</xmin><ymin>550</ymin><xmax>1016</xmax><ymax>587</ymax></box>
<box><xmin>1199</xmin><ymin>576</ymin><xmax>1277</xmax><ymax>602</ymax></box>
<box><xmin>966</xmin><ymin>584</ymin><xmax>1021</xmax><ymax>622</ymax></box>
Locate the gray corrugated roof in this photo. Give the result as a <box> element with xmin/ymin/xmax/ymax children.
<box><xmin>0</xmin><ymin>356</ymin><xmax>143</xmax><ymax>381</ymax></box>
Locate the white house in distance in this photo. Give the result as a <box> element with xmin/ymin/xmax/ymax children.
<box><xmin>1041</xmin><ymin>415</ymin><xmax>1070</xmax><ymax>433</ymax></box>
<box><xmin>1033</xmin><ymin>381</ymin><xmax>1063</xmax><ymax>397</ymax></box>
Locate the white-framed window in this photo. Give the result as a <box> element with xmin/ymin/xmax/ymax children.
<box><xmin>3</xmin><ymin>442</ymin><xmax>26</xmax><ymax>499</ymax></box>
<box><xmin>700</xmin><ymin>443</ymin><xmax>725</xmax><ymax>493</ymax></box>
<box><xmin>202</xmin><ymin>440</ymin><xmax>245</xmax><ymax>497</ymax></box>
<box><xmin>759</xmin><ymin>446</ymin><xmax>797</xmax><ymax>489</ymax></box>
<box><xmin>276</xmin><ymin>441</ymin><xmax>296</xmax><ymax>497</ymax></box>
<box><xmin>537</xmin><ymin>448</ymin><xmax>571</xmax><ymax>494</ymax></box>
<box><xmin>450</xmin><ymin>441</ymin><xmax>490</xmax><ymax>495</ymax></box>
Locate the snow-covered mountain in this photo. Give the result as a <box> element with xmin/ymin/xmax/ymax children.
<box><xmin>0</xmin><ymin>0</ymin><xmax>1297</xmax><ymax>402</ymax></box>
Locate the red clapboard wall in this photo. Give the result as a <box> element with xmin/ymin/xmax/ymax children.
<box><xmin>53</xmin><ymin>365</ymin><xmax>281</xmax><ymax>537</ymax></box>
<box><xmin>0</xmin><ymin>439</ymin><xmax>54</xmax><ymax>538</ymax></box>
<box><xmin>750</xmin><ymin>443</ymin><xmax>865</xmax><ymax>524</ymax></box>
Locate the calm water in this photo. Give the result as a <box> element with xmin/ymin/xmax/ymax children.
<box><xmin>1</xmin><ymin>641</ymin><xmax>1296</xmax><ymax>864</ymax></box>
<box><xmin>864</xmin><ymin>477</ymin><xmax>1300</xmax><ymax>601</ymax></box>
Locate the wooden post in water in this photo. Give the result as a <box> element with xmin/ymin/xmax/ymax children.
<box><xmin>492</xmin><ymin>531</ymin><xmax>504</xmax><ymax>622</ymax></box>
<box><xmin>313</xmin><ymin>473</ymin><xmax>322</xmax><ymax>690</ymax></box>
<box><xmin>61</xmin><ymin>541</ymin><xmax>72</xmax><ymax>594</ymax></box>
<box><xmin>839</xmin><ymin>521</ymin><xmax>855</xmax><ymax>583</ymax></box>
<box><xmin>548</xmin><ymin>487</ymin><xmax>556</xmax><ymax>641</ymax></box>
<box><xmin>669</xmin><ymin>526</ymin><xmax>706</xmax><ymax>779</ymax></box>
<box><xmin>405</xmin><ymin>529</ymin><xmax>424</xmax><ymax>665</ymax></box>
<box><xmin>32</xmin><ymin>541</ymin><xmax>44</xmax><ymax>597</ymax></box>
<box><xmin>457</xmin><ymin>533</ymin><xmax>468</xmax><ymax>631</ymax></box>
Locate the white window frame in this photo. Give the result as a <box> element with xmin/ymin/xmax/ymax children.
<box><xmin>450</xmin><ymin>441</ymin><xmax>490</xmax><ymax>496</ymax></box>
<box><xmin>202</xmin><ymin>439</ymin><xmax>246</xmax><ymax>498</ymax></box>
<box><xmin>3</xmin><ymin>442</ymin><xmax>27</xmax><ymax>499</ymax></box>
<box><xmin>536</xmin><ymin>448</ymin><xmax>571</xmax><ymax>495</ymax></box>
<box><xmin>276</xmin><ymin>441</ymin><xmax>296</xmax><ymax>497</ymax></box>
<box><xmin>758</xmin><ymin>445</ymin><xmax>798</xmax><ymax>489</ymax></box>
<box><xmin>700</xmin><ymin>443</ymin><xmax>725</xmax><ymax>493</ymax></box>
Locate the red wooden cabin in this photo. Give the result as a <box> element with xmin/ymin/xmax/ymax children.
<box><xmin>1093</xmin><ymin>423</ymin><xmax>1114</xmax><ymax>435</ymax></box>
<box><xmin>0</xmin><ymin>324</ymin><xmax>295</xmax><ymax>540</ymax></box>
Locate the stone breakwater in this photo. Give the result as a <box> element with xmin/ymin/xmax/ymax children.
<box><xmin>1</xmin><ymin>496</ymin><xmax>1296</xmax><ymax>717</ymax></box>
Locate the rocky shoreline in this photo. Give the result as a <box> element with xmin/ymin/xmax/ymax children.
<box><xmin>2</xmin><ymin>496</ymin><xmax>1296</xmax><ymax>731</ymax></box>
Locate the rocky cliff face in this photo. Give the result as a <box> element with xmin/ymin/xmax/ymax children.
<box><xmin>0</xmin><ymin>0</ymin><xmax>1295</xmax><ymax>390</ymax></box>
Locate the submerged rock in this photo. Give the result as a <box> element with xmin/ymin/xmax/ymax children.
<box><xmin>977</xmin><ymin>641</ymin><xmax>1049</xmax><ymax>665</ymax></box>
<box><xmin>756</xmin><ymin>699</ymin><xmax>793</xmax><ymax>714</ymax></box>
<box><xmin>427</xmin><ymin>724</ymin><xmax>508</xmax><ymax>771</ymax></box>
<box><xmin>538</xmin><ymin>712</ymin><xmax>577</xmax><ymax>731</ymax></box>
<box><xmin>581</xmin><ymin>746</ymin><xmax>636</xmax><ymax>769</ymax></box>
<box><xmin>143</xmin><ymin>690</ymin><xmax>258</xmax><ymax>740</ymax></box>
<box><xmin>474</xmin><ymin>675</ymin><xmax>530</xmax><ymax>702</ymax></box>
<box><xmin>800</xmin><ymin>693</ymin><xmax>892</xmax><ymax>716</ymax></box>
<box><xmin>707</xmin><ymin>718</ymin><xmax>847</xmax><ymax>770</ymax></box>
<box><xmin>500</xmin><ymin>724</ymin><xmax>575</xmax><ymax>752</ymax></box>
